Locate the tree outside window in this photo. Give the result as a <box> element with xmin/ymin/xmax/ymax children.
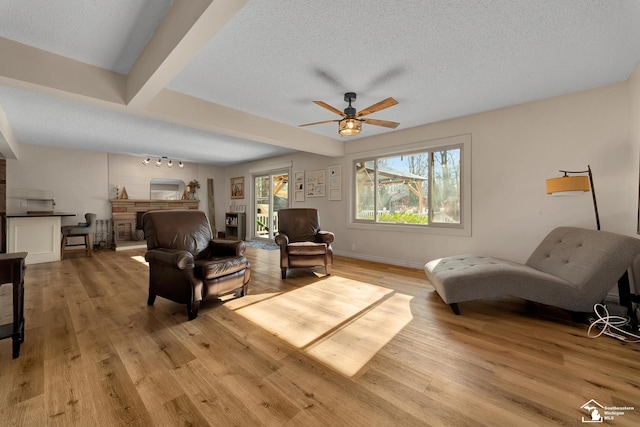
<box><xmin>354</xmin><ymin>146</ymin><xmax>461</xmax><ymax>227</ymax></box>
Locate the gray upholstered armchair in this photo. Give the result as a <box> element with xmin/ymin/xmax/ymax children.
<box><xmin>275</xmin><ymin>208</ymin><xmax>334</xmax><ymax>279</ymax></box>
<box><xmin>425</xmin><ymin>227</ymin><xmax>640</xmax><ymax>316</ymax></box>
<box><xmin>143</xmin><ymin>210</ymin><xmax>250</xmax><ymax>320</ymax></box>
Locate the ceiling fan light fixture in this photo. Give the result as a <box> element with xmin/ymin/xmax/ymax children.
<box><xmin>339</xmin><ymin>118</ymin><xmax>362</xmax><ymax>136</ymax></box>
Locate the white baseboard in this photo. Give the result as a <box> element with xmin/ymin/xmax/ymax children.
<box><xmin>333</xmin><ymin>250</ymin><xmax>425</xmax><ymax>270</ymax></box>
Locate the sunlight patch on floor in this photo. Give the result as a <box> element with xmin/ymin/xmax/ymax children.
<box><xmin>306</xmin><ymin>293</ymin><xmax>414</xmax><ymax>377</ymax></box>
<box><xmin>231</xmin><ymin>276</ymin><xmax>413</xmax><ymax>376</ymax></box>
<box><xmin>224</xmin><ymin>292</ymin><xmax>283</xmax><ymax>309</ymax></box>
<box><xmin>130</xmin><ymin>255</ymin><xmax>148</xmax><ymax>266</ymax></box>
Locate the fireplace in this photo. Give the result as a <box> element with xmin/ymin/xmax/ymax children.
<box><xmin>110</xmin><ymin>199</ymin><xmax>200</xmax><ymax>248</ymax></box>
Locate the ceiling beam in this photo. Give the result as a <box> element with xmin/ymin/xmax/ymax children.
<box><xmin>0</xmin><ymin>104</ymin><xmax>19</xmax><ymax>159</ymax></box>
<box><xmin>126</xmin><ymin>0</ymin><xmax>248</xmax><ymax>108</ymax></box>
<box><xmin>146</xmin><ymin>89</ymin><xmax>344</xmax><ymax>157</ymax></box>
<box><xmin>0</xmin><ymin>37</ymin><xmax>126</xmax><ymax>105</ymax></box>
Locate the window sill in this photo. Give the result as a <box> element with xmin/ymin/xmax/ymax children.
<box><xmin>347</xmin><ymin>220</ymin><xmax>471</xmax><ymax>236</ymax></box>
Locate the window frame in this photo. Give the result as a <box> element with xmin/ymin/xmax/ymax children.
<box><xmin>346</xmin><ymin>134</ymin><xmax>471</xmax><ymax>236</ymax></box>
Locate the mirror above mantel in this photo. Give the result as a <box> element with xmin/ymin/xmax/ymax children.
<box><xmin>150</xmin><ymin>178</ymin><xmax>185</xmax><ymax>200</ymax></box>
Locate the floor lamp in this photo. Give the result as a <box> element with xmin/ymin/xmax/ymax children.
<box><xmin>545</xmin><ymin>165</ymin><xmax>600</xmax><ymax>230</ymax></box>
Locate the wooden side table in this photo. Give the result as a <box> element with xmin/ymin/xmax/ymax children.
<box><xmin>0</xmin><ymin>252</ymin><xmax>27</xmax><ymax>358</ymax></box>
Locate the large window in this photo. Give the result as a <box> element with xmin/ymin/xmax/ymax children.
<box><xmin>351</xmin><ymin>135</ymin><xmax>469</xmax><ymax>233</ymax></box>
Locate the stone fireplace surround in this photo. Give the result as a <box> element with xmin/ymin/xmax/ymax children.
<box><xmin>110</xmin><ymin>199</ymin><xmax>200</xmax><ymax>247</ymax></box>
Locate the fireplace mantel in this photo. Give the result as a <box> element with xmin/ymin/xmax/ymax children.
<box><xmin>111</xmin><ymin>199</ymin><xmax>200</xmax><ymax>245</ymax></box>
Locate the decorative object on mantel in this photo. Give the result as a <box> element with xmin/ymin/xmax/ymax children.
<box><xmin>546</xmin><ymin>165</ymin><xmax>599</xmax><ymax>230</ymax></box>
<box><xmin>142</xmin><ymin>156</ymin><xmax>184</xmax><ymax>168</ymax></box>
<box><xmin>119</xmin><ymin>186</ymin><xmax>129</xmax><ymax>199</ymax></box>
<box><xmin>187</xmin><ymin>179</ymin><xmax>200</xmax><ymax>200</ymax></box>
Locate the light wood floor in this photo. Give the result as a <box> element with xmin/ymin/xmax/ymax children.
<box><xmin>1</xmin><ymin>247</ymin><xmax>640</xmax><ymax>426</ymax></box>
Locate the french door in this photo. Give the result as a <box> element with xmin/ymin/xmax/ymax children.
<box><xmin>253</xmin><ymin>171</ymin><xmax>288</xmax><ymax>240</ymax></box>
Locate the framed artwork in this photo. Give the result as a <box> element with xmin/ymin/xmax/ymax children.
<box><xmin>306</xmin><ymin>169</ymin><xmax>326</xmax><ymax>197</ymax></box>
<box><xmin>294</xmin><ymin>171</ymin><xmax>305</xmax><ymax>202</ymax></box>
<box><xmin>230</xmin><ymin>176</ymin><xmax>245</xmax><ymax>199</ymax></box>
<box><xmin>328</xmin><ymin>164</ymin><xmax>342</xmax><ymax>201</ymax></box>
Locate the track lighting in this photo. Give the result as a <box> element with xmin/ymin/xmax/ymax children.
<box><xmin>143</xmin><ymin>156</ymin><xmax>184</xmax><ymax>168</ymax></box>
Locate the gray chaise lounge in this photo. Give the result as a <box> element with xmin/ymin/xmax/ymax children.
<box><xmin>424</xmin><ymin>227</ymin><xmax>640</xmax><ymax>315</ymax></box>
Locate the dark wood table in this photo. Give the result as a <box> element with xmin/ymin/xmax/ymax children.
<box><xmin>0</xmin><ymin>252</ymin><xmax>27</xmax><ymax>358</ymax></box>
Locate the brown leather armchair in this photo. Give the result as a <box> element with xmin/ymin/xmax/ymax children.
<box><xmin>275</xmin><ymin>208</ymin><xmax>334</xmax><ymax>279</ymax></box>
<box><xmin>143</xmin><ymin>210</ymin><xmax>250</xmax><ymax>320</ymax></box>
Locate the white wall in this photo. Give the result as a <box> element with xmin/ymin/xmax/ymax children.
<box><xmin>630</xmin><ymin>63</ymin><xmax>640</xmax><ymax>214</ymax></box>
<box><xmin>6</xmin><ymin>145</ymin><xmax>225</xmax><ymax>231</ymax></box>
<box><xmin>6</xmin><ymin>144</ymin><xmax>110</xmax><ymax>225</ymax></box>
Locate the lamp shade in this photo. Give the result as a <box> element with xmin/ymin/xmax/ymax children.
<box><xmin>338</xmin><ymin>118</ymin><xmax>362</xmax><ymax>136</ymax></box>
<box><xmin>546</xmin><ymin>175</ymin><xmax>590</xmax><ymax>195</ymax></box>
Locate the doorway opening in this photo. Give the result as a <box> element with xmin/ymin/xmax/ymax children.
<box><xmin>254</xmin><ymin>171</ymin><xmax>288</xmax><ymax>240</ymax></box>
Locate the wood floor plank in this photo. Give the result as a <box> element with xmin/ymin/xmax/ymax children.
<box><xmin>169</xmin><ymin>359</ymin><xmax>264</xmax><ymax>426</ymax></box>
<box><xmin>86</xmin><ymin>354</ymin><xmax>155</xmax><ymax>426</ymax></box>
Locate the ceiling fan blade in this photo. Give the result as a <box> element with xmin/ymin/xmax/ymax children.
<box><xmin>356</xmin><ymin>97</ymin><xmax>399</xmax><ymax>117</ymax></box>
<box><xmin>361</xmin><ymin>118</ymin><xmax>400</xmax><ymax>129</ymax></box>
<box><xmin>299</xmin><ymin>119</ymin><xmax>340</xmax><ymax>127</ymax></box>
<box><xmin>313</xmin><ymin>101</ymin><xmax>346</xmax><ymax>117</ymax></box>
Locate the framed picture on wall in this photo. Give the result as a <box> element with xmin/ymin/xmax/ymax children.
<box><xmin>306</xmin><ymin>169</ymin><xmax>325</xmax><ymax>197</ymax></box>
<box><xmin>294</xmin><ymin>171</ymin><xmax>305</xmax><ymax>202</ymax></box>
<box><xmin>328</xmin><ymin>164</ymin><xmax>342</xmax><ymax>201</ymax></box>
<box><xmin>231</xmin><ymin>176</ymin><xmax>244</xmax><ymax>199</ymax></box>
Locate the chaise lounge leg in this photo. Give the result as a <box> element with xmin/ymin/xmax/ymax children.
<box><xmin>147</xmin><ymin>293</ymin><xmax>156</xmax><ymax>306</ymax></box>
<box><xmin>187</xmin><ymin>301</ymin><xmax>200</xmax><ymax>320</ymax></box>
<box><xmin>570</xmin><ymin>311</ymin><xmax>589</xmax><ymax>324</ymax></box>
<box><xmin>450</xmin><ymin>303</ymin><xmax>460</xmax><ymax>315</ymax></box>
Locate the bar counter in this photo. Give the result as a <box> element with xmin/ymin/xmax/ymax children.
<box><xmin>6</xmin><ymin>212</ymin><xmax>76</xmax><ymax>264</ymax></box>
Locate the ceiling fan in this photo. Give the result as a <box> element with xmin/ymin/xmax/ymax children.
<box><xmin>299</xmin><ymin>92</ymin><xmax>400</xmax><ymax>136</ymax></box>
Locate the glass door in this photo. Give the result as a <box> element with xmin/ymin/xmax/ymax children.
<box><xmin>254</xmin><ymin>171</ymin><xmax>288</xmax><ymax>240</ymax></box>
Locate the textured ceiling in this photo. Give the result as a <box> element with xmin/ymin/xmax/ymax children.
<box><xmin>0</xmin><ymin>0</ymin><xmax>639</xmax><ymax>166</ymax></box>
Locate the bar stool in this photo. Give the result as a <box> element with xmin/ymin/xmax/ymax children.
<box><xmin>61</xmin><ymin>213</ymin><xmax>96</xmax><ymax>259</ymax></box>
